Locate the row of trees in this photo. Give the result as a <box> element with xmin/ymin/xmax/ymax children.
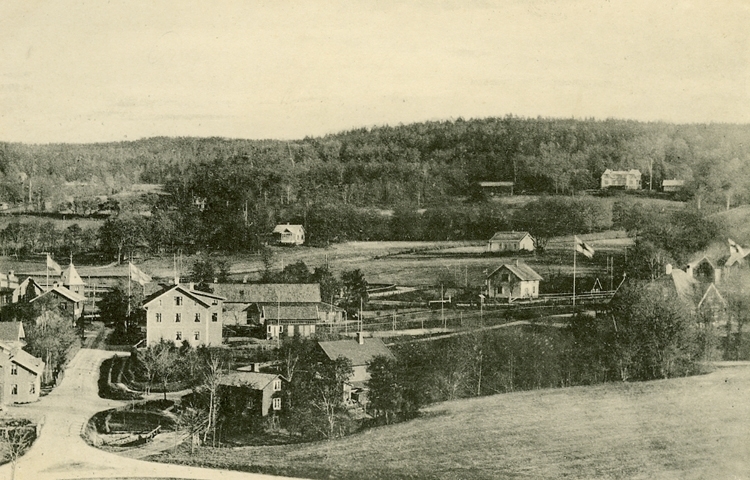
<box><xmin>365</xmin><ymin>281</ymin><xmax>712</xmax><ymax>423</ymax></box>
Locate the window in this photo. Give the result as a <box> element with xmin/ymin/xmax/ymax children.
<box><xmin>175</xmin><ymin>331</ymin><xmax>182</xmax><ymax>341</ymax></box>
<box><xmin>60</xmin><ymin>302</ymin><xmax>67</xmax><ymax>310</ymax></box>
<box><xmin>272</xmin><ymin>379</ymin><xmax>282</xmax><ymax>391</ymax></box>
<box><xmin>501</xmin><ymin>273</ymin><xmax>510</xmax><ymax>282</ymax></box>
<box><xmin>175</xmin><ymin>296</ymin><xmax>182</xmax><ymax>306</ymax></box>
<box><xmin>193</xmin><ymin>331</ymin><xmax>200</xmax><ymax>341</ymax></box>
<box><xmin>158</xmin><ymin>299</ymin><xmax>162</xmax><ymax>306</ymax></box>
<box><xmin>11</xmin><ymin>384</ymin><xmax>17</xmax><ymax>395</ymax></box>
<box><xmin>10</xmin><ymin>364</ymin><xmax>17</xmax><ymax>375</ymax></box>
<box><xmin>29</xmin><ymin>383</ymin><xmax>35</xmax><ymax>395</ymax></box>
<box><xmin>272</xmin><ymin>397</ymin><xmax>281</xmax><ymax>410</ymax></box>
<box><xmin>212</xmin><ymin>312</ymin><xmax>218</xmax><ymax>323</ymax></box>
<box><xmin>194</xmin><ymin>313</ymin><xmax>201</xmax><ymax>322</ymax></box>
<box><xmin>175</xmin><ymin>313</ymin><xmax>181</xmax><ymax>323</ymax></box>
<box><xmin>156</xmin><ymin>313</ymin><xmax>162</xmax><ymax>323</ymax></box>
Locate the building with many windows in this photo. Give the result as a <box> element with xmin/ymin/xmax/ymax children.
<box><xmin>600</xmin><ymin>169</ymin><xmax>642</xmax><ymax>190</ymax></box>
<box><xmin>143</xmin><ymin>283</ymin><xmax>225</xmax><ymax>347</ymax></box>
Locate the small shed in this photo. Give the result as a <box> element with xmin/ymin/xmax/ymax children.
<box><xmin>218</xmin><ymin>371</ymin><xmax>283</xmax><ymax>417</ymax></box>
<box><xmin>486</xmin><ymin>261</ymin><xmax>543</xmax><ymax>300</ymax></box>
<box><xmin>487</xmin><ymin>231</ymin><xmax>535</xmax><ymax>253</ymax></box>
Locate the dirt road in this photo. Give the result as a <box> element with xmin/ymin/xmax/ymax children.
<box><xmin>1</xmin><ymin>348</ymin><xmax>302</xmax><ymax>480</ymax></box>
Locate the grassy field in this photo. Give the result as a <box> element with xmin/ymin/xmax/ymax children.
<box><xmin>3</xmin><ymin>230</ymin><xmax>631</xmax><ymax>293</ymax></box>
<box><xmin>149</xmin><ymin>364</ymin><xmax>750</xmax><ymax>480</ymax></box>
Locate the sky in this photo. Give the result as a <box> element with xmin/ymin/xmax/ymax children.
<box><xmin>1</xmin><ymin>0</ymin><xmax>748</xmax><ymax>144</ymax></box>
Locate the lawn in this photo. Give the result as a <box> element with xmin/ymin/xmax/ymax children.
<box><xmin>148</xmin><ymin>364</ymin><xmax>750</xmax><ymax>479</ymax></box>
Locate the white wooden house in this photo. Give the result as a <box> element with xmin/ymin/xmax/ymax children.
<box><xmin>487</xmin><ymin>231</ymin><xmax>535</xmax><ymax>253</ymax></box>
<box><xmin>485</xmin><ymin>261</ymin><xmax>543</xmax><ymax>300</ymax></box>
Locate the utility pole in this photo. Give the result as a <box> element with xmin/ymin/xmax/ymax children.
<box><xmin>441</xmin><ymin>284</ymin><xmax>445</xmax><ymax>329</ymax></box>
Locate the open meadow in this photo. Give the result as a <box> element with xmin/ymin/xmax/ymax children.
<box><xmin>150</xmin><ymin>363</ymin><xmax>750</xmax><ymax>480</ymax></box>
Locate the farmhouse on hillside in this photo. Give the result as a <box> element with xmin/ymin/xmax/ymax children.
<box><xmin>600</xmin><ymin>169</ymin><xmax>642</xmax><ymax>190</ymax></box>
<box><xmin>317</xmin><ymin>334</ymin><xmax>394</xmax><ymax>405</ymax></box>
<box><xmin>218</xmin><ymin>369</ymin><xmax>283</xmax><ymax>417</ymax></box>
<box><xmin>143</xmin><ymin>283</ymin><xmax>225</xmax><ymax>347</ymax></box>
<box><xmin>485</xmin><ymin>261</ymin><xmax>543</xmax><ymax>300</ymax></box>
<box><xmin>273</xmin><ymin>224</ymin><xmax>305</xmax><ymax>245</ymax></box>
<box><xmin>487</xmin><ymin>231</ymin><xmax>535</xmax><ymax>253</ymax></box>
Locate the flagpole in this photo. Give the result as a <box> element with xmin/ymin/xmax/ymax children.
<box><xmin>128</xmin><ymin>262</ymin><xmax>131</xmax><ymax>317</ymax></box>
<box><xmin>46</xmin><ymin>254</ymin><xmax>49</xmax><ymax>291</ymax></box>
<box><xmin>573</xmin><ymin>235</ymin><xmax>578</xmax><ymax>307</ymax></box>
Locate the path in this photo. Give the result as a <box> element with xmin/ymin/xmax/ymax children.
<box><xmin>0</xmin><ymin>348</ymin><xmax>303</xmax><ymax>480</ymax></box>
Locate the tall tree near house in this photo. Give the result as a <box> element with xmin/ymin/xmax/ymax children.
<box><xmin>312</xmin><ymin>266</ymin><xmax>341</xmax><ymax>306</ymax></box>
<box><xmin>24</xmin><ymin>309</ymin><xmax>79</xmax><ymax>385</ymax></box>
<box><xmin>287</xmin><ymin>356</ymin><xmax>353</xmax><ymax>440</ymax></box>
<box><xmin>136</xmin><ymin>341</ymin><xmax>182</xmax><ymax>400</ymax></box>
<box><xmin>198</xmin><ymin>347</ymin><xmax>229</xmax><ymax>446</ymax></box>
<box><xmin>367</xmin><ymin>355</ymin><xmax>405</xmax><ymax>424</ymax></box>
<box><xmin>608</xmin><ymin>282</ymin><xmax>698</xmax><ymax>380</ymax></box>
<box><xmin>341</xmin><ymin>269</ymin><xmax>368</xmax><ymax>314</ymax></box>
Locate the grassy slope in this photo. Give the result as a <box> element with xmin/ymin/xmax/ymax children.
<box><xmin>149</xmin><ymin>365</ymin><xmax>750</xmax><ymax>480</ymax></box>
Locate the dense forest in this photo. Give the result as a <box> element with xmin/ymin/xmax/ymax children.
<box><xmin>1</xmin><ymin>116</ymin><xmax>748</xmax><ymax>253</ymax></box>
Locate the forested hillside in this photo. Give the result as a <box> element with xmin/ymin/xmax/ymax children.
<box><xmin>1</xmin><ymin>116</ymin><xmax>748</xmax><ymax>253</ymax></box>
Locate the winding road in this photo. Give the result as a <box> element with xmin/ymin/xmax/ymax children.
<box><xmin>0</xmin><ymin>348</ymin><xmax>302</xmax><ymax>480</ymax></box>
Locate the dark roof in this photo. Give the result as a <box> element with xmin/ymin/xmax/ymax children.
<box><xmin>219</xmin><ymin>372</ymin><xmax>280</xmax><ymax>390</ymax></box>
<box><xmin>143</xmin><ymin>284</ymin><xmax>225</xmax><ymax>308</ymax></box>
<box><xmin>0</xmin><ymin>322</ymin><xmax>23</xmax><ymax>343</ymax></box>
<box><xmin>262</xmin><ymin>305</ymin><xmax>319</xmax><ymax>321</ymax></box>
<box><xmin>488</xmin><ymin>263</ymin><xmax>543</xmax><ymax>281</ymax></box>
<box><xmin>31</xmin><ymin>286</ymin><xmax>85</xmax><ymax>304</ymax></box>
<box><xmin>211</xmin><ymin>283</ymin><xmax>321</xmax><ymax>304</ymax></box>
<box><xmin>318</xmin><ymin>338</ymin><xmax>394</xmax><ymax>366</ymax></box>
<box><xmin>489</xmin><ymin>231</ymin><xmax>532</xmax><ymax>242</ymax></box>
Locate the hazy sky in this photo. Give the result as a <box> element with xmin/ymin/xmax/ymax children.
<box><xmin>1</xmin><ymin>0</ymin><xmax>748</xmax><ymax>144</ymax></box>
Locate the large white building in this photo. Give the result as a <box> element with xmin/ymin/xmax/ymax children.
<box><xmin>143</xmin><ymin>284</ymin><xmax>225</xmax><ymax>347</ymax></box>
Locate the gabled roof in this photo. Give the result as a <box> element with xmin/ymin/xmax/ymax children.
<box><xmin>261</xmin><ymin>304</ymin><xmax>319</xmax><ymax>321</ymax></box>
<box><xmin>219</xmin><ymin>371</ymin><xmax>280</xmax><ymax>390</ymax></box>
<box><xmin>273</xmin><ymin>224</ymin><xmax>305</xmax><ymax>235</ymax></box>
<box><xmin>686</xmin><ymin>256</ymin><xmax>715</xmax><ymax>270</ymax></box>
<box><xmin>318</xmin><ymin>338</ymin><xmax>394</xmax><ymax>366</ymax></box>
<box><xmin>697</xmin><ymin>283</ymin><xmax>727</xmax><ymax>309</ymax></box>
<box><xmin>32</xmin><ymin>286</ymin><xmax>86</xmax><ymax>304</ymax></box>
<box><xmin>142</xmin><ymin>284</ymin><xmax>225</xmax><ymax>309</ymax></box>
<box><xmin>0</xmin><ymin>342</ymin><xmax>44</xmax><ymax>375</ymax></box>
<box><xmin>211</xmin><ymin>283</ymin><xmax>321</xmax><ymax>304</ymax></box>
<box><xmin>0</xmin><ymin>322</ymin><xmax>24</xmax><ymax>343</ymax></box>
<box><xmin>61</xmin><ymin>263</ymin><xmax>85</xmax><ymax>286</ymax></box>
<box><xmin>602</xmin><ymin>169</ymin><xmax>642</xmax><ymax>176</ymax></box>
<box><xmin>487</xmin><ymin>263</ymin><xmax>543</xmax><ymax>282</ymax></box>
<box><xmin>489</xmin><ymin>231</ymin><xmax>532</xmax><ymax>242</ymax></box>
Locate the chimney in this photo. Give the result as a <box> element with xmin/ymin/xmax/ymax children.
<box><xmin>174</xmin><ymin>276</ymin><xmax>180</xmax><ymax>285</ymax></box>
<box><xmin>685</xmin><ymin>264</ymin><xmax>693</xmax><ymax>277</ymax></box>
<box><xmin>515</xmin><ymin>259</ymin><xmax>519</xmax><ymax>267</ymax></box>
<box><xmin>213</xmin><ymin>277</ymin><xmax>218</xmax><ymax>284</ymax></box>
<box><xmin>188</xmin><ymin>282</ymin><xmax>195</xmax><ymax>290</ymax></box>
<box><xmin>715</xmin><ymin>267</ymin><xmax>722</xmax><ymax>285</ymax></box>
<box><xmin>357</xmin><ymin>331</ymin><xmax>365</xmax><ymax>345</ymax></box>
<box><xmin>242</xmin><ymin>275</ymin><xmax>248</xmax><ymax>284</ymax></box>
<box><xmin>665</xmin><ymin>264</ymin><xmax>673</xmax><ymax>275</ymax></box>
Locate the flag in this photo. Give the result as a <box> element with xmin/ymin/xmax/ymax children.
<box><xmin>729</xmin><ymin>238</ymin><xmax>745</xmax><ymax>257</ymax></box>
<box><xmin>575</xmin><ymin>236</ymin><xmax>595</xmax><ymax>259</ymax></box>
<box><xmin>129</xmin><ymin>262</ymin><xmax>152</xmax><ymax>286</ymax></box>
<box><xmin>46</xmin><ymin>254</ymin><xmax>62</xmax><ymax>274</ymax></box>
